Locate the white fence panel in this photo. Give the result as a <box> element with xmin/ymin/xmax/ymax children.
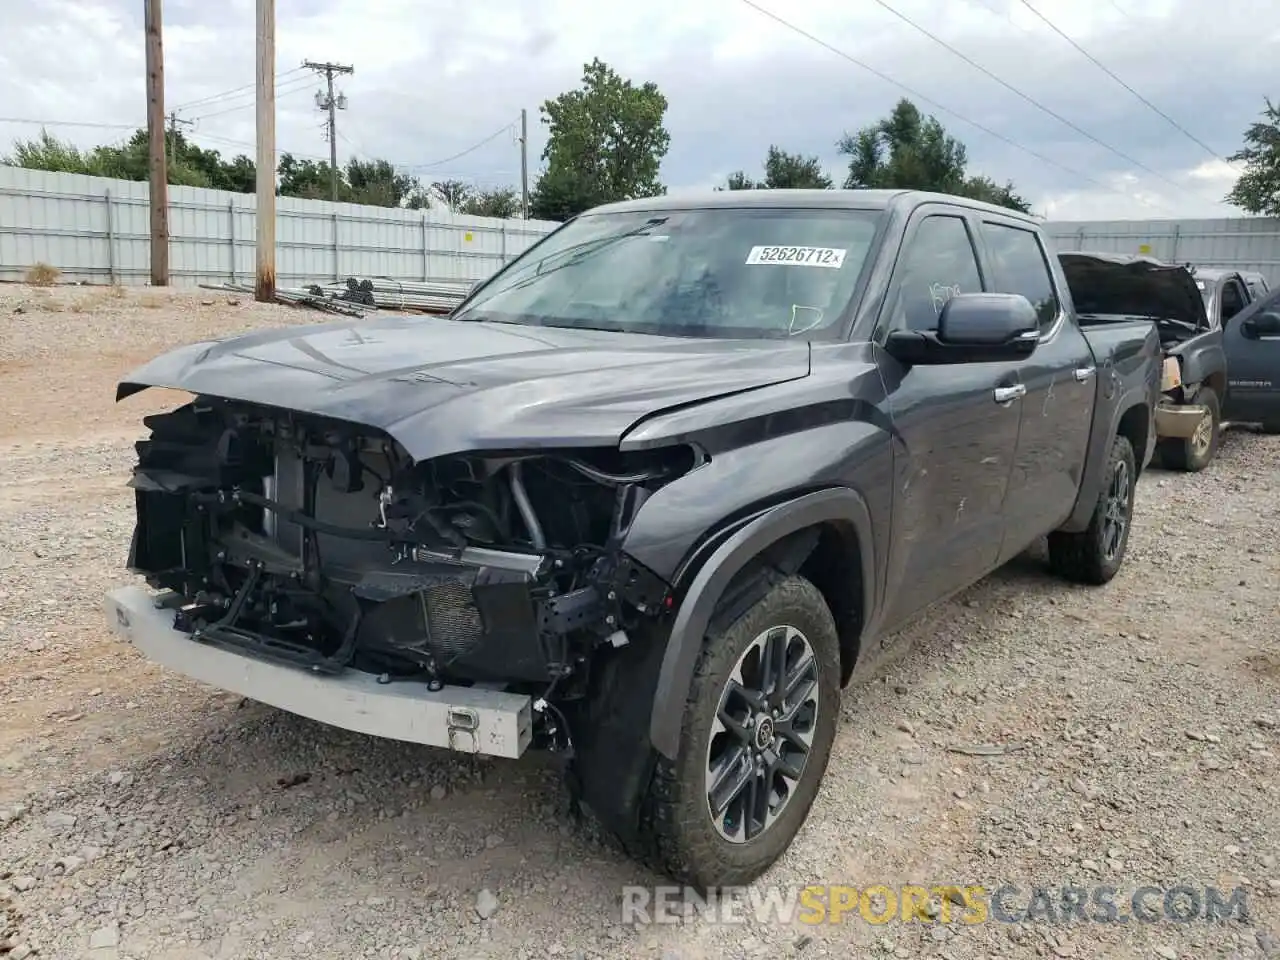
<box><xmin>0</xmin><ymin>165</ymin><xmax>559</xmax><ymax>287</ymax></box>
<box><xmin>1044</xmin><ymin>217</ymin><xmax>1280</xmax><ymax>285</ymax></box>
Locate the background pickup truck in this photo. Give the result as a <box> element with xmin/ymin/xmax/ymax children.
<box><xmin>106</xmin><ymin>188</ymin><xmax>1162</xmax><ymax>890</ymax></box>
<box><xmin>1058</xmin><ymin>251</ymin><xmax>1226</xmax><ymax>471</ymax></box>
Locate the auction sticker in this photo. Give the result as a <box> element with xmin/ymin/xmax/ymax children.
<box><xmin>745</xmin><ymin>245</ymin><xmax>846</xmax><ymax>268</ymax></box>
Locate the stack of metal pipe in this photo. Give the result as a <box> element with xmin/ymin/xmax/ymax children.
<box><xmin>322</xmin><ymin>277</ymin><xmax>477</xmax><ymax>315</ymax></box>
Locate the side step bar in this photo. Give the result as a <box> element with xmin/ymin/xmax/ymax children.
<box><xmin>104</xmin><ymin>585</ymin><xmax>533</xmax><ymax>759</ymax></box>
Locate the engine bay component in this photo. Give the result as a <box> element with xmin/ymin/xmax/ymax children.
<box><xmin>125</xmin><ymin>396</ymin><xmax>687</xmax><ymax>714</ymax></box>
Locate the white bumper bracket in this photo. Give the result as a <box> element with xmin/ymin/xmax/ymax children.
<box><xmin>104</xmin><ymin>585</ymin><xmax>533</xmax><ymax>759</ymax></box>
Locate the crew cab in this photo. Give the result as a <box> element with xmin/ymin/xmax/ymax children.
<box><xmin>1058</xmin><ymin>251</ymin><xmax>1226</xmax><ymax>471</ymax></box>
<box><xmin>105</xmin><ymin>189</ymin><xmax>1161</xmax><ymax>889</ymax></box>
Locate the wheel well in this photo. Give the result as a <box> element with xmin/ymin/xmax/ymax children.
<box><xmin>703</xmin><ymin>521</ymin><xmax>865</xmax><ymax>687</ymax></box>
<box><xmin>1116</xmin><ymin>404</ymin><xmax>1150</xmax><ymax>476</ymax></box>
<box><xmin>1203</xmin><ymin>370</ymin><xmax>1227</xmax><ymax>400</ymax></box>
<box><xmin>796</xmin><ymin>522</ymin><xmax>864</xmax><ymax>686</ymax></box>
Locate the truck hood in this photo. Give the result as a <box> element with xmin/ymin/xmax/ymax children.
<box><xmin>1058</xmin><ymin>251</ymin><xmax>1208</xmax><ymax>330</ymax></box>
<box><xmin>117</xmin><ymin>313</ymin><xmax>812</xmax><ymax>460</ymax></box>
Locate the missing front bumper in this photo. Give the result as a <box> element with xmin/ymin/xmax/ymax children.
<box><xmin>104</xmin><ymin>585</ymin><xmax>533</xmax><ymax>758</ymax></box>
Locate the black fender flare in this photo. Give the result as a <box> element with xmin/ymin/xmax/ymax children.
<box><xmin>1062</xmin><ymin>390</ymin><xmax>1154</xmax><ymax>532</ymax></box>
<box><xmin>648</xmin><ymin>486</ymin><xmax>876</xmax><ymax>761</ymax></box>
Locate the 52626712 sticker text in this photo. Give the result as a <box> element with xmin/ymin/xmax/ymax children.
<box><xmin>745</xmin><ymin>246</ymin><xmax>847</xmax><ymax>269</ymax></box>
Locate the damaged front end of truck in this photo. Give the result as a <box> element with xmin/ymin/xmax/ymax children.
<box><xmin>112</xmin><ymin>393</ymin><xmax>701</xmax><ymax>756</ymax></box>
<box><xmin>1059</xmin><ymin>250</ymin><xmax>1227</xmax><ymax>471</ymax></box>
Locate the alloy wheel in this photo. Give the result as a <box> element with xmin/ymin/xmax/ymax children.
<box><xmin>1190</xmin><ymin>410</ymin><xmax>1214</xmax><ymax>456</ymax></box>
<box><xmin>705</xmin><ymin>625</ymin><xmax>821</xmax><ymax>843</ymax></box>
<box><xmin>1101</xmin><ymin>458</ymin><xmax>1131</xmax><ymax>561</ymax></box>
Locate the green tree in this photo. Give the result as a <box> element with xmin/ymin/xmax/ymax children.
<box><xmin>1225</xmin><ymin>97</ymin><xmax>1280</xmax><ymax>216</ymax></box>
<box><xmin>275</xmin><ymin>153</ymin><xmax>336</xmax><ymax>198</ymax></box>
<box><xmin>6</xmin><ymin>129</ymin><xmax>433</xmax><ymax>209</ymax></box>
<box><xmin>276</xmin><ymin>154</ymin><xmax>424</xmax><ymax>206</ymax></box>
<box><xmin>345</xmin><ymin>157</ymin><xmax>419</xmax><ymax>207</ymax></box>
<box><xmin>431</xmin><ymin>179</ymin><xmax>472</xmax><ymax>207</ymax></box>
<box><xmin>5</xmin><ymin>129</ymin><xmax>97</xmax><ymax>174</ymax></box>
<box><xmin>4</xmin><ymin>127</ymin><xmax>236</xmax><ymax>188</ymax></box>
<box><xmin>529</xmin><ymin>57</ymin><xmax>671</xmax><ymax>221</ymax></box>
<box><xmin>838</xmin><ymin>99</ymin><xmax>1031</xmax><ymax>213</ymax></box>
<box><xmin>723</xmin><ymin>145</ymin><xmax>834</xmax><ymax>190</ymax></box>
<box><xmin>459</xmin><ymin>187</ymin><xmax>521</xmax><ymax>218</ymax></box>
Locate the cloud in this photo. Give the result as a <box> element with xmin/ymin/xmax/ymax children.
<box><xmin>0</xmin><ymin>0</ymin><xmax>1271</xmax><ymax>218</ymax></box>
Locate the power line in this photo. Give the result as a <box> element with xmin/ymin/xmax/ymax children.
<box><xmin>186</xmin><ymin>75</ymin><xmax>316</xmax><ymax>122</ymax></box>
<box><xmin>193</xmin><ymin>127</ymin><xmax>513</xmax><ymax>179</ymax></box>
<box><xmin>181</xmin><ymin>129</ymin><xmax>329</xmax><ymax>163</ymax></box>
<box><xmin>961</xmin><ymin>0</ymin><xmax>1035</xmax><ymax>36</ymax></box>
<box><xmin>864</xmin><ymin>0</ymin><xmax>1196</xmax><ymax>197</ymax></box>
<box><xmin>736</xmin><ymin>0</ymin><xmax>1172</xmax><ymax>211</ymax></box>
<box><xmin>1012</xmin><ymin>0</ymin><xmax>1233</xmax><ymax>166</ymax></box>
<box><xmin>171</xmin><ymin>66</ymin><xmax>307</xmax><ymax>113</ymax></box>
<box><xmin>0</xmin><ymin>118</ymin><xmax>137</xmax><ymax>130</ymax></box>
<box><xmin>408</xmin><ymin>119</ymin><xmax>519</xmax><ymax>170</ymax></box>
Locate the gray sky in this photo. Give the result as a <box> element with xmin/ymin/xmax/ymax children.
<box><xmin>2</xmin><ymin>0</ymin><xmax>1274</xmax><ymax>220</ymax></box>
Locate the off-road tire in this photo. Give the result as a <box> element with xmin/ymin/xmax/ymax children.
<box><xmin>628</xmin><ymin>575</ymin><xmax>841</xmax><ymax>889</ymax></box>
<box><xmin>1048</xmin><ymin>432</ymin><xmax>1136</xmax><ymax>585</ymax></box>
<box><xmin>1159</xmin><ymin>385</ymin><xmax>1220</xmax><ymax>472</ymax></box>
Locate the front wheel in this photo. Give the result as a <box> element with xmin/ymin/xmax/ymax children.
<box><xmin>630</xmin><ymin>575</ymin><xmax>841</xmax><ymax>889</ymax></box>
<box><xmin>1048</xmin><ymin>432</ymin><xmax>1136</xmax><ymax>585</ymax></box>
<box><xmin>1159</xmin><ymin>385</ymin><xmax>1220</xmax><ymax>472</ymax></box>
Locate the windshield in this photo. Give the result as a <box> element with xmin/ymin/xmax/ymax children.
<box><xmin>454</xmin><ymin>207</ymin><xmax>883</xmax><ymax>339</ymax></box>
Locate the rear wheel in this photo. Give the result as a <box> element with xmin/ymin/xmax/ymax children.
<box><xmin>630</xmin><ymin>575</ymin><xmax>840</xmax><ymax>889</ymax></box>
<box><xmin>1048</xmin><ymin>432</ymin><xmax>1136</xmax><ymax>585</ymax></box>
<box><xmin>1159</xmin><ymin>386</ymin><xmax>1220</xmax><ymax>472</ymax></box>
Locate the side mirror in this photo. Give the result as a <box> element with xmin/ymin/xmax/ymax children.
<box><xmin>884</xmin><ymin>293</ymin><xmax>1040</xmax><ymax>365</ymax></box>
<box><xmin>1241</xmin><ymin>309</ymin><xmax>1280</xmax><ymax>339</ymax></box>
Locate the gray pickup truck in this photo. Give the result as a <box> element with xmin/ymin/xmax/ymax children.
<box><xmin>106</xmin><ymin>189</ymin><xmax>1161</xmax><ymax>888</ymax></box>
<box><xmin>1059</xmin><ymin>251</ymin><xmax>1226</xmax><ymax>471</ymax></box>
<box><xmin>1182</xmin><ymin>264</ymin><xmax>1280</xmax><ymax>434</ymax></box>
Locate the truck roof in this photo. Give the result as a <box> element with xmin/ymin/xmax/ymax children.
<box><xmin>585</xmin><ymin>188</ymin><xmax>1044</xmax><ymax>225</ymax></box>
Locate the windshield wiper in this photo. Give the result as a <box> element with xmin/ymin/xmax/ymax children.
<box><xmin>454</xmin><ymin>218</ymin><xmax>671</xmax><ymax>320</ymax></box>
<box><xmin>530</xmin><ymin>218</ymin><xmax>668</xmax><ymax>280</ymax></box>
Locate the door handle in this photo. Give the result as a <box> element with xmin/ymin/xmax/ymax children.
<box><xmin>993</xmin><ymin>384</ymin><xmax>1026</xmax><ymax>404</ymax></box>
<box><xmin>1073</xmin><ymin>366</ymin><xmax>1096</xmax><ymax>382</ymax></box>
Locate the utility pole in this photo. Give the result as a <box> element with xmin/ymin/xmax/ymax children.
<box><xmin>255</xmin><ymin>0</ymin><xmax>275</xmax><ymax>302</ymax></box>
<box><xmin>303</xmin><ymin>60</ymin><xmax>354</xmax><ymax>202</ymax></box>
<box><xmin>143</xmin><ymin>0</ymin><xmax>169</xmax><ymax>286</ymax></box>
<box><xmin>519</xmin><ymin>108</ymin><xmax>529</xmax><ymax>220</ymax></box>
<box><xmin>166</xmin><ymin>111</ymin><xmax>192</xmax><ymax>155</ymax></box>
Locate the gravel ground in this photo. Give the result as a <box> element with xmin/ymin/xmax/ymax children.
<box><xmin>1</xmin><ymin>283</ymin><xmax>1277</xmax><ymax>960</ymax></box>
